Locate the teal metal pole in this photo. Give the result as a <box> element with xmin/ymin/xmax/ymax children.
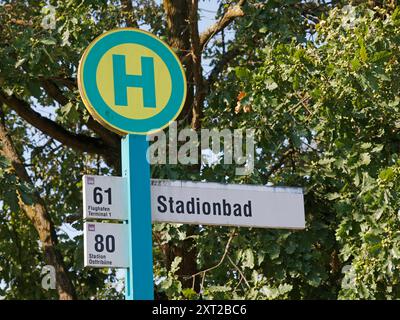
<box><xmin>122</xmin><ymin>134</ymin><xmax>154</xmax><ymax>300</ymax></box>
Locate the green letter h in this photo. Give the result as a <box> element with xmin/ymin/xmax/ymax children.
<box><xmin>112</xmin><ymin>54</ymin><xmax>156</xmax><ymax>108</ymax></box>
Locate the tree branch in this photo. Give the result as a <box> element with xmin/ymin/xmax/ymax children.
<box><xmin>0</xmin><ymin>110</ymin><xmax>76</xmax><ymax>300</ymax></box>
<box><xmin>0</xmin><ymin>91</ymin><xmax>113</xmax><ymax>159</ymax></box>
<box><xmin>39</xmin><ymin>76</ymin><xmax>77</xmax><ymax>91</ymax></box>
<box><xmin>206</xmin><ymin>47</ymin><xmax>242</xmax><ymax>92</ymax></box>
<box><xmin>189</xmin><ymin>0</ymin><xmax>205</xmax><ymax>130</ymax></box>
<box><xmin>121</xmin><ymin>0</ymin><xmax>139</xmax><ymax>27</ymax></box>
<box><xmin>260</xmin><ymin>149</ymin><xmax>294</xmax><ymax>184</ymax></box>
<box><xmin>185</xmin><ymin>229</ymin><xmax>237</xmax><ymax>279</ymax></box>
<box><xmin>227</xmin><ymin>255</ymin><xmax>251</xmax><ymax>288</ymax></box>
<box><xmin>199</xmin><ymin>0</ymin><xmax>246</xmax><ymax>51</ymax></box>
<box><xmin>40</xmin><ymin>79</ymin><xmax>121</xmax><ymax>150</ymax></box>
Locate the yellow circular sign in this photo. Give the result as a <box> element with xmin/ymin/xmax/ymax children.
<box><xmin>78</xmin><ymin>28</ymin><xmax>187</xmax><ymax>135</ymax></box>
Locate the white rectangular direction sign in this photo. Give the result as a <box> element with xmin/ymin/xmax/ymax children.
<box><xmin>84</xmin><ymin>222</ymin><xmax>129</xmax><ymax>268</ymax></box>
<box><xmin>83</xmin><ymin>175</ymin><xmax>128</xmax><ymax>220</ymax></box>
<box><xmin>150</xmin><ymin>180</ymin><xmax>305</xmax><ymax>229</ymax></box>
<box><xmin>83</xmin><ymin>175</ymin><xmax>305</xmax><ymax>229</ymax></box>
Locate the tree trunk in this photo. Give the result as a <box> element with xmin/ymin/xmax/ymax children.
<box><xmin>163</xmin><ymin>0</ymin><xmax>200</xmax><ymax>292</ymax></box>
<box><xmin>0</xmin><ymin>115</ymin><xmax>76</xmax><ymax>300</ymax></box>
<box><xmin>163</xmin><ymin>0</ymin><xmax>194</xmax><ymax>126</ymax></box>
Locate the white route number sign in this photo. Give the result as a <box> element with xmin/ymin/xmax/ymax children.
<box><xmin>83</xmin><ymin>175</ymin><xmax>128</xmax><ymax>220</ymax></box>
<box><xmin>84</xmin><ymin>222</ymin><xmax>129</xmax><ymax>268</ymax></box>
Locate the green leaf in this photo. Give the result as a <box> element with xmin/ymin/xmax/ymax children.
<box><xmin>359</xmin><ymin>44</ymin><xmax>368</xmax><ymax>63</ymax></box>
<box><xmin>61</xmin><ymin>102</ymin><xmax>73</xmax><ymax>115</ymax></box>
<box><xmin>268</xmin><ymin>244</ymin><xmax>280</xmax><ymax>260</ymax></box>
<box><xmin>379</xmin><ymin>167</ymin><xmax>394</xmax><ymax>181</ymax></box>
<box><xmin>265</xmin><ymin>78</ymin><xmax>278</xmax><ymax>91</ymax></box>
<box><xmin>15</xmin><ymin>58</ymin><xmax>26</xmax><ymax>68</ymax></box>
<box><xmin>391</xmin><ymin>246</ymin><xmax>400</xmax><ymax>259</ymax></box>
<box><xmin>40</xmin><ymin>38</ymin><xmax>57</xmax><ymax>45</ymax></box>
<box><xmin>0</xmin><ymin>156</ymin><xmax>10</xmax><ymax>168</ymax></box>
<box><xmin>242</xmin><ymin>248</ymin><xmax>254</xmax><ymax>269</ymax></box>
<box><xmin>371</xmin><ymin>145</ymin><xmax>383</xmax><ymax>153</ymax></box>
<box><xmin>18</xmin><ymin>183</ymin><xmax>35</xmax><ymax>206</ymax></box>
<box><xmin>392</xmin><ymin>7</ymin><xmax>400</xmax><ymax>21</ymax></box>
<box><xmin>182</xmin><ymin>288</ymin><xmax>198</xmax><ymax>299</ymax></box>
<box><xmin>351</xmin><ymin>57</ymin><xmax>361</xmax><ymax>71</ymax></box>
<box><xmin>207</xmin><ymin>285</ymin><xmax>231</xmax><ymax>293</ymax></box>
<box><xmin>61</xmin><ymin>30</ymin><xmax>71</xmax><ymax>47</ymax></box>
<box><xmin>27</xmin><ymin>81</ymin><xmax>42</xmax><ymax>98</ymax></box>
<box><xmin>371</xmin><ymin>50</ymin><xmax>391</xmax><ymax>63</ymax></box>
<box><xmin>278</xmin><ymin>283</ymin><xmax>293</xmax><ymax>295</ymax></box>
<box><xmin>170</xmin><ymin>256</ymin><xmax>182</xmax><ymax>274</ymax></box>
<box><xmin>389</xmin><ymin>97</ymin><xmax>400</xmax><ymax>107</ymax></box>
<box><xmin>359</xmin><ymin>153</ymin><xmax>371</xmax><ymax>166</ymax></box>
<box><xmin>327</xmin><ymin>192</ymin><xmax>341</xmax><ymax>200</ymax></box>
<box><xmin>160</xmin><ymin>277</ymin><xmax>172</xmax><ymax>291</ymax></box>
<box><xmin>285</xmin><ymin>241</ymin><xmax>297</xmax><ymax>254</ymax></box>
<box><xmin>235</xmin><ymin>67</ymin><xmax>250</xmax><ymax>80</ymax></box>
<box><xmin>361</xmin><ymin>142</ymin><xmax>372</xmax><ymax>150</ymax></box>
<box><xmin>308</xmin><ymin>274</ymin><xmax>322</xmax><ymax>287</ymax></box>
<box><xmin>4</xmin><ymin>189</ymin><xmax>19</xmax><ymax>213</ymax></box>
